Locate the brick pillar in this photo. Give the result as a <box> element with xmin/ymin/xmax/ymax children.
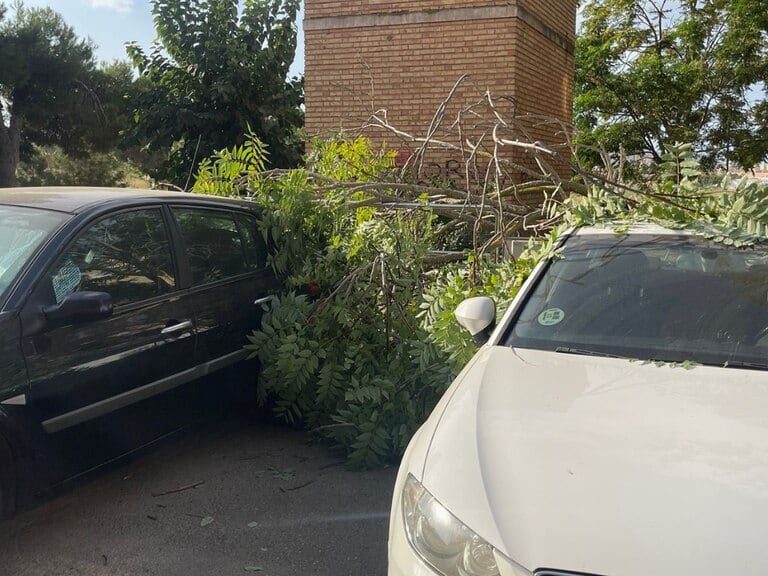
<box><xmin>304</xmin><ymin>1</ymin><xmax>577</xmax><ymax>183</ymax></box>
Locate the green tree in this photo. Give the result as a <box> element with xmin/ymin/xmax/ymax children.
<box><xmin>62</xmin><ymin>60</ymin><xmax>138</xmax><ymax>156</ymax></box>
<box><xmin>126</xmin><ymin>0</ymin><xmax>304</xmax><ymax>188</ymax></box>
<box><xmin>0</xmin><ymin>2</ymin><xmax>99</xmax><ymax>187</ymax></box>
<box><xmin>20</xmin><ymin>59</ymin><xmax>141</xmax><ymax>172</ymax></box>
<box><xmin>575</xmin><ymin>0</ymin><xmax>768</xmax><ymax>170</ymax></box>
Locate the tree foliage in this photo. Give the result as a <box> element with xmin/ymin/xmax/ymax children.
<box><xmin>16</xmin><ymin>144</ymin><xmax>138</xmax><ymax>188</ymax></box>
<box><xmin>126</xmin><ymin>0</ymin><xmax>304</xmax><ymax>188</ymax></box>
<box><xmin>195</xmin><ymin>126</ymin><xmax>768</xmax><ymax>468</ymax></box>
<box><xmin>544</xmin><ymin>140</ymin><xmax>768</xmax><ymax>250</ymax></box>
<box><xmin>575</xmin><ymin>0</ymin><xmax>768</xmax><ymax>169</ymax></box>
<box><xmin>187</xmin><ymin>66</ymin><xmax>768</xmax><ymax>467</ymax></box>
<box><xmin>67</xmin><ymin>61</ymin><xmax>139</xmax><ymax>156</ymax></box>
<box><xmin>0</xmin><ymin>2</ymin><xmax>98</xmax><ymax>186</ymax></box>
<box><xmin>193</xmin><ymin>134</ymin><xmax>533</xmax><ymax>467</ymax></box>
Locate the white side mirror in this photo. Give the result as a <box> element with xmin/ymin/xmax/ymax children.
<box><xmin>455</xmin><ymin>297</ymin><xmax>496</xmax><ymax>344</ymax></box>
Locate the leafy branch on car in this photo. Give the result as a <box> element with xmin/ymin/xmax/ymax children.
<box><xmin>193</xmin><ymin>77</ymin><xmax>768</xmax><ymax>468</ymax></box>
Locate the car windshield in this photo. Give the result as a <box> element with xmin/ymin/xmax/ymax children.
<box><xmin>0</xmin><ymin>206</ymin><xmax>67</xmax><ymax>304</ymax></box>
<box><xmin>505</xmin><ymin>232</ymin><xmax>768</xmax><ymax>368</ymax></box>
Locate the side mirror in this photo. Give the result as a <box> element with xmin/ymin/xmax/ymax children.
<box><xmin>455</xmin><ymin>296</ymin><xmax>496</xmax><ymax>345</ymax></box>
<box><xmin>43</xmin><ymin>291</ymin><xmax>113</xmax><ymax>326</ymax></box>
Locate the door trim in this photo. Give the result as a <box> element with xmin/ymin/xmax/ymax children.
<box><xmin>0</xmin><ymin>394</ymin><xmax>26</xmax><ymax>406</ymax></box>
<box><xmin>41</xmin><ymin>348</ymin><xmax>248</xmax><ymax>433</ymax></box>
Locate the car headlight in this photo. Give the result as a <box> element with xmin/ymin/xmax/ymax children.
<box><xmin>402</xmin><ymin>474</ymin><xmax>500</xmax><ymax>576</ymax></box>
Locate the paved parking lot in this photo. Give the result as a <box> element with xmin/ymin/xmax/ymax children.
<box><xmin>0</xmin><ymin>412</ymin><xmax>398</xmax><ymax>576</ymax></box>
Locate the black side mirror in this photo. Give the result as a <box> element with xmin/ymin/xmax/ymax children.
<box><xmin>43</xmin><ymin>291</ymin><xmax>113</xmax><ymax>326</ymax></box>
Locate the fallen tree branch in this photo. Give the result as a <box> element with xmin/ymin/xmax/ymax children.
<box><xmin>152</xmin><ymin>480</ymin><xmax>205</xmax><ymax>497</ymax></box>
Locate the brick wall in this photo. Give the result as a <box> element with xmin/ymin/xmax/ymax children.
<box><xmin>304</xmin><ymin>0</ymin><xmax>577</xmax><ymax>182</ymax></box>
<box><xmin>306</xmin><ymin>1</ymin><xmax>515</xmax><ymax>19</ymax></box>
<box><xmin>518</xmin><ymin>0</ymin><xmax>576</xmax><ymax>41</ymax></box>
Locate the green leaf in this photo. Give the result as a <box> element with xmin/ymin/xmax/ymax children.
<box><xmin>267</xmin><ymin>467</ymin><xmax>296</xmax><ymax>481</ymax></box>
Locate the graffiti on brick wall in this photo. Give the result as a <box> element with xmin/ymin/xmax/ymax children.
<box><xmin>395</xmin><ymin>149</ymin><xmax>538</xmax><ymax>189</ymax></box>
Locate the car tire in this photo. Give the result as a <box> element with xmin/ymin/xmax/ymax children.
<box><xmin>0</xmin><ymin>433</ymin><xmax>16</xmax><ymax>520</ymax></box>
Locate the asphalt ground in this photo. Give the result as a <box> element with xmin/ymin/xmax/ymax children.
<box><xmin>0</xmin><ymin>405</ymin><xmax>398</xmax><ymax>576</ymax></box>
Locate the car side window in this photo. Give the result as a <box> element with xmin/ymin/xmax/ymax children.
<box><xmin>172</xmin><ymin>208</ymin><xmax>250</xmax><ymax>285</ymax></box>
<box><xmin>48</xmin><ymin>208</ymin><xmax>176</xmax><ymax>306</ymax></box>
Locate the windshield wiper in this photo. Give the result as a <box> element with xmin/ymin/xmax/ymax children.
<box><xmin>555</xmin><ymin>347</ymin><xmax>625</xmax><ymax>359</ymax></box>
<box><xmin>722</xmin><ymin>360</ymin><xmax>768</xmax><ymax>371</ymax></box>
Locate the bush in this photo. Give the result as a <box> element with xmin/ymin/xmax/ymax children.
<box><xmin>17</xmin><ymin>144</ymin><xmax>148</xmax><ymax>188</ymax></box>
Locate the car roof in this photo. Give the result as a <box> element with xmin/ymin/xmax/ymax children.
<box><xmin>574</xmin><ymin>222</ymin><xmax>692</xmax><ymax>236</ymax></box>
<box><xmin>0</xmin><ymin>187</ymin><xmax>256</xmax><ymax>214</ymax></box>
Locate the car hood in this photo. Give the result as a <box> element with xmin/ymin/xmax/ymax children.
<box><xmin>422</xmin><ymin>346</ymin><xmax>768</xmax><ymax>576</ymax></box>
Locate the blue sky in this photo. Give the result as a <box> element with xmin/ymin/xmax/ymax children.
<box><xmin>21</xmin><ymin>0</ymin><xmax>305</xmax><ymax>77</ymax></box>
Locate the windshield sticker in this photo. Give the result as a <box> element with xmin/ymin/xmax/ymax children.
<box><xmin>538</xmin><ymin>308</ymin><xmax>565</xmax><ymax>326</ymax></box>
<box><xmin>52</xmin><ymin>259</ymin><xmax>82</xmax><ymax>303</ymax></box>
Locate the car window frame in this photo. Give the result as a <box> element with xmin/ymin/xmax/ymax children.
<box><xmin>26</xmin><ymin>205</ymin><xmax>182</xmax><ymax>317</ymax></box>
<box><xmin>11</xmin><ymin>198</ymin><xmax>265</xmax><ymax>320</ymax></box>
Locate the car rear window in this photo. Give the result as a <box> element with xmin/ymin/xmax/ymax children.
<box><xmin>505</xmin><ymin>233</ymin><xmax>768</xmax><ymax>368</ymax></box>
<box><xmin>172</xmin><ymin>207</ymin><xmax>251</xmax><ymax>285</ymax></box>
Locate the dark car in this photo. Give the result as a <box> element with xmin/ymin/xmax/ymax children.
<box><xmin>0</xmin><ymin>187</ymin><xmax>280</xmax><ymax>517</ymax></box>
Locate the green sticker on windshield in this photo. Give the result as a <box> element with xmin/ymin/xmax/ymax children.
<box><xmin>538</xmin><ymin>307</ymin><xmax>565</xmax><ymax>326</ymax></box>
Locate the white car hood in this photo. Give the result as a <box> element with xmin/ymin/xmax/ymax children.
<box><xmin>422</xmin><ymin>346</ymin><xmax>768</xmax><ymax>576</ymax></box>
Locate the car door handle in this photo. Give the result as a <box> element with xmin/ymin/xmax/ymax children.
<box><xmin>254</xmin><ymin>296</ymin><xmax>275</xmax><ymax>306</ymax></box>
<box><xmin>160</xmin><ymin>320</ymin><xmax>193</xmax><ymax>335</ymax></box>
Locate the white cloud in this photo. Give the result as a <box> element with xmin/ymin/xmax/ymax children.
<box><xmin>87</xmin><ymin>0</ymin><xmax>133</xmax><ymax>13</ymax></box>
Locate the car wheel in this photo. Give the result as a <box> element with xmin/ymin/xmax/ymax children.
<box><xmin>0</xmin><ymin>433</ymin><xmax>16</xmax><ymax>519</ymax></box>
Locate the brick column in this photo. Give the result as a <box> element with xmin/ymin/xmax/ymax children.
<box><xmin>304</xmin><ymin>1</ymin><xmax>577</xmax><ymax>182</ymax></box>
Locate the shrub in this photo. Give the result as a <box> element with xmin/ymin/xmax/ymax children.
<box><xmin>17</xmin><ymin>144</ymin><xmax>147</xmax><ymax>188</ymax></box>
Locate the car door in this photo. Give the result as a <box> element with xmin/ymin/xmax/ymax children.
<box><xmin>20</xmin><ymin>206</ymin><xmax>197</xmax><ymax>434</ymax></box>
<box><xmin>169</xmin><ymin>205</ymin><xmax>279</xmax><ymax>365</ymax></box>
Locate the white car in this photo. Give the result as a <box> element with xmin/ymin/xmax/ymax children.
<box><xmin>388</xmin><ymin>224</ymin><xmax>768</xmax><ymax>576</ymax></box>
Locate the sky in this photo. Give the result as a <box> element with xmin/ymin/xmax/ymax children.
<box><xmin>20</xmin><ymin>0</ymin><xmax>306</xmax><ymax>77</ymax></box>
